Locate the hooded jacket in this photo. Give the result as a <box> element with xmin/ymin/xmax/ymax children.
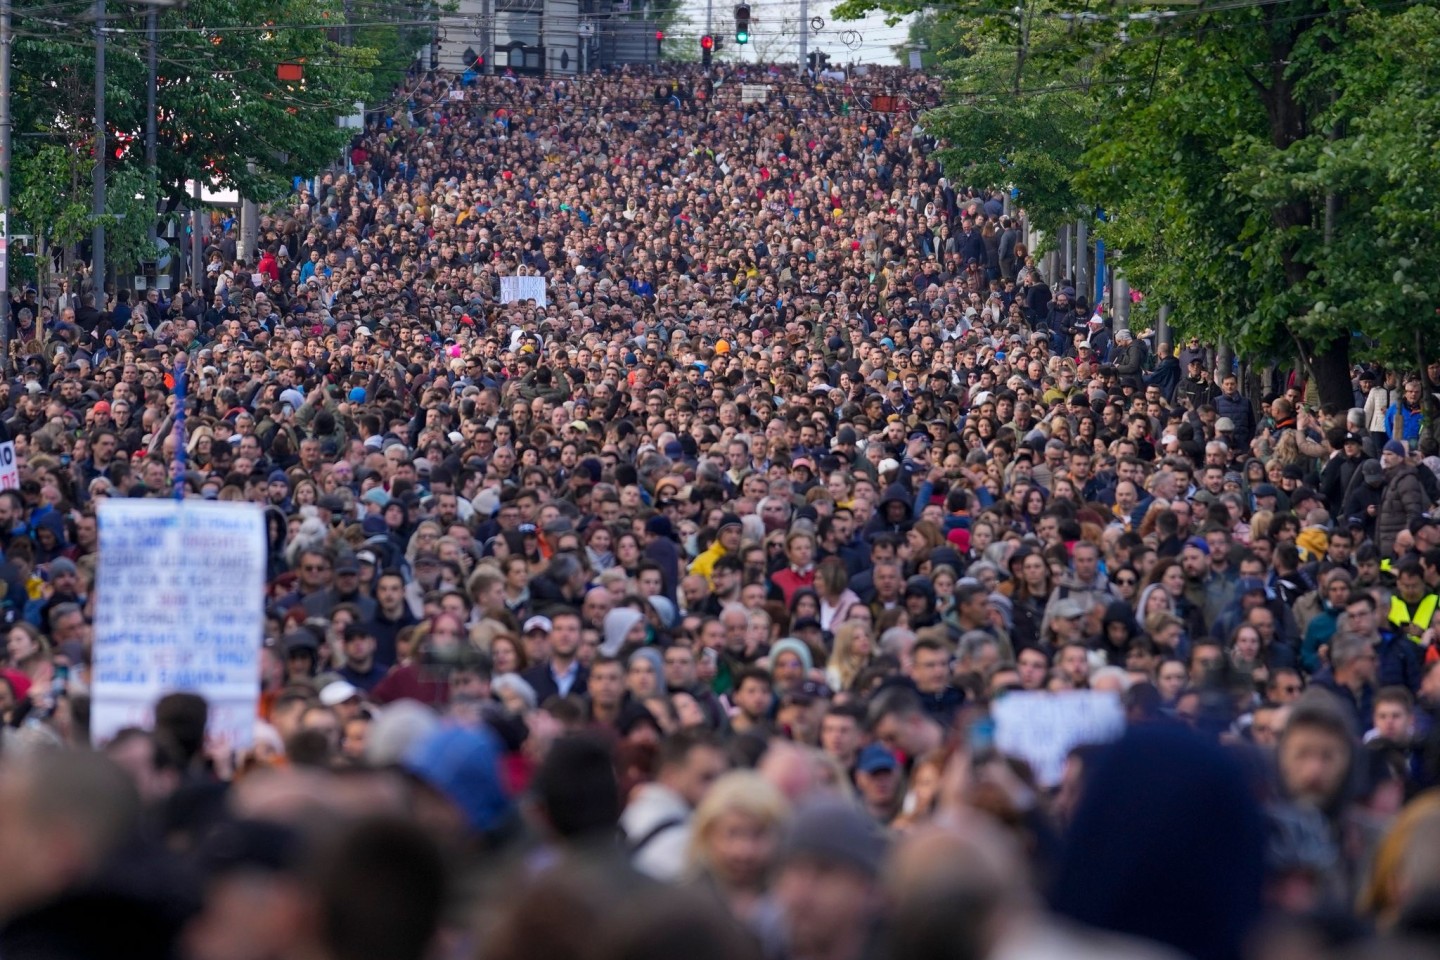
<box><xmin>1378</xmin><ymin>462</ymin><xmax>1428</xmax><ymax>559</ymax></box>
<box><xmin>1098</xmin><ymin>599</ymin><xmax>1139</xmax><ymax>665</ymax></box>
<box><xmin>601</xmin><ymin>607</ymin><xmax>646</xmax><ymax>657</ymax></box>
<box><xmin>863</xmin><ymin>482</ymin><xmax>915</xmax><ymax>540</ymax></box>
<box><xmin>29</xmin><ymin>510</ymin><xmax>69</xmax><ymax>564</ymax></box>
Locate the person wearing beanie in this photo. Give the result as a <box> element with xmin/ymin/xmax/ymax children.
<box><xmin>401</xmin><ymin>725</ymin><xmax>515</xmax><ymax>837</ymax></box>
<box><xmin>1379</xmin><ymin>440</ymin><xmax>1427</xmax><ymax>559</ymax></box>
<box><xmin>26</xmin><ymin>556</ymin><xmax>85</xmax><ymax>632</ymax></box>
<box><xmin>689</xmin><ymin>513</ymin><xmax>743</xmax><ymax>585</ymax></box>
<box><xmin>775</xmin><ymin>799</ymin><xmax>890</xmax><ymax>960</ymax></box>
<box><xmin>768</xmin><ymin>637</ymin><xmax>814</xmax><ymax>691</ymax></box>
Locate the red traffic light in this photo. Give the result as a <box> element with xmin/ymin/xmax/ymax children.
<box><xmin>700</xmin><ymin>34</ymin><xmax>714</xmax><ymax>48</ymax></box>
<box><xmin>655</xmin><ymin>29</ymin><xmax>664</xmax><ymax>39</ymax></box>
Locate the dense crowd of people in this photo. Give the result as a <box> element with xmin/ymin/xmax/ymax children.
<box><xmin>0</xmin><ymin>58</ymin><xmax>1439</xmax><ymax>960</ymax></box>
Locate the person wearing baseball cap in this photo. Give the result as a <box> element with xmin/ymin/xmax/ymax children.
<box><xmin>1318</xmin><ymin>428</ymin><xmax>1371</xmax><ymax>516</ymax></box>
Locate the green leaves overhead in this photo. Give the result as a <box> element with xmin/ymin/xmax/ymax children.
<box><xmin>838</xmin><ymin>0</ymin><xmax>1440</xmax><ymax>406</ymax></box>
<box><xmin>9</xmin><ymin>0</ymin><xmax>408</xmax><ymax>234</ymax></box>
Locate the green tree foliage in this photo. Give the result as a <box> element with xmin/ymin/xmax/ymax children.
<box><xmin>7</xmin><ymin>0</ymin><xmax>389</xmax><ymax>272</ymax></box>
<box><xmin>1309</xmin><ymin>6</ymin><xmax>1440</xmax><ymax>370</ymax></box>
<box><xmin>898</xmin><ymin>8</ymin><xmax>969</xmax><ymax>69</ymax></box>
<box><xmin>923</xmin><ymin>16</ymin><xmax>1088</xmax><ymax>240</ymax></box>
<box><xmin>837</xmin><ymin>0</ymin><xmax>1440</xmax><ymax>407</ymax></box>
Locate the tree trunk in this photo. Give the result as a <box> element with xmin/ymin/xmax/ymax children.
<box><xmin>1305</xmin><ymin>336</ymin><xmax>1352</xmax><ymax>410</ymax></box>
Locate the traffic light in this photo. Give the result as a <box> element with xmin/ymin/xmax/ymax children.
<box><xmin>700</xmin><ymin>33</ymin><xmax>714</xmax><ymax>65</ymax></box>
<box><xmin>655</xmin><ymin>28</ymin><xmax>664</xmax><ymax>54</ymax></box>
<box><xmin>734</xmin><ymin>3</ymin><xmax>750</xmax><ymax>43</ymax></box>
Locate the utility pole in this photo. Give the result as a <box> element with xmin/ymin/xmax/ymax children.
<box><xmin>145</xmin><ymin>5</ymin><xmax>156</xmax><ymax>245</ymax></box>
<box><xmin>1114</xmin><ymin>270</ymin><xmax>1130</xmax><ymax>333</ymax></box>
<box><xmin>1075</xmin><ymin>218</ymin><xmax>1088</xmax><ymax>303</ymax></box>
<box><xmin>240</xmin><ymin>162</ymin><xmax>257</xmax><ymax>262</ymax></box>
<box><xmin>798</xmin><ymin>0</ymin><xmax>808</xmax><ymax>74</ymax></box>
<box><xmin>190</xmin><ymin>177</ymin><xmax>202</xmax><ymax>286</ymax></box>
<box><xmin>705</xmin><ymin>0</ymin><xmax>712</xmax><ymax>50</ymax></box>
<box><xmin>92</xmin><ymin>0</ymin><xmax>106</xmax><ymax>298</ymax></box>
<box><xmin>1093</xmin><ymin>237</ymin><xmax>1105</xmax><ymax>306</ymax></box>
<box><xmin>484</xmin><ymin>0</ymin><xmax>495</xmax><ymax>74</ymax></box>
<box><xmin>0</xmin><ymin>0</ymin><xmax>10</xmax><ymax>375</ymax></box>
<box><xmin>1058</xmin><ymin>222</ymin><xmax>1071</xmax><ymax>285</ymax></box>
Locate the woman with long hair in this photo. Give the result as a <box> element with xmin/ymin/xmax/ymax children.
<box><xmin>1136</xmin><ymin>558</ymin><xmax>1185</xmax><ymax>619</ymax></box>
<box><xmin>6</xmin><ymin>622</ymin><xmax>53</xmax><ymax>689</ymax></box>
<box><xmin>584</xmin><ymin>523</ymin><xmax>616</xmax><ymax>572</ymax></box>
<box><xmin>687</xmin><ymin>771</ymin><xmax>790</xmax><ymax>933</ymax></box>
<box><xmin>814</xmin><ymin>556</ymin><xmax>859</xmax><ymax>631</ymax></box>
<box><xmin>788</xmin><ymin>588</ymin><xmax>822</xmax><ymax>628</ymax></box>
<box><xmin>906</xmin><ymin>520</ymin><xmax>944</xmax><ymax>558</ymax></box>
<box><xmin>1009</xmin><ymin>549</ymin><xmax>1052</xmax><ymax>650</ymax></box>
<box><xmin>825</xmin><ymin>620</ymin><xmax>875</xmax><ymax>693</ymax></box>
<box><xmin>614</xmin><ymin>531</ymin><xmax>642</xmax><ymax>575</ymax></box>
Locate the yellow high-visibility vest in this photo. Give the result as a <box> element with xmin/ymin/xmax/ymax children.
<box><xmin>1389</xmin><ymin>593</ymin><xmax>1440</xmax><ymax>642</ymax></box>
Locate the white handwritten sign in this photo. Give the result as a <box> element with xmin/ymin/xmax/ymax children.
<box><xmin>499</xmin><ymin>275</ymin><xmax>547</xmax><ymax>306</ymax></box>
<box><xmin>0</xmin><ymin>441</ymin><xmax>17</xmax><ymax>490</ymax></box>
<box><xmin>991</xmin><ymin>690</ymin><xmax>1125</xmax><ymax>787</ymax></box>
<box><xmin>91</xmin><ymin>500</ymin><xmax>266</xmax><ymax>747</ymax></box>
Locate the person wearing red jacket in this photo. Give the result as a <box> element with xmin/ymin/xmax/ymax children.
<box><xmin>257</xmin><ymin>248</ymin><xmax>281</xmax><ymax>282</ymax></box>
<box><xmin>771</xmin><ymin>530</ymin><xmax>818</xmax><ymax>606</ymax></box>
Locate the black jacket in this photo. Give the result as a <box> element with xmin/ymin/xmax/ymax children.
<box><xmin>522</xmin><ymin>661</ymin><xmax>591</xmax><ymax>705</ymax></box>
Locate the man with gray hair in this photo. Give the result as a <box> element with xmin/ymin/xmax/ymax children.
<box><xmin>879</xmin><ymin>627</ymin><xmax>918</xmax><ymax>671</ymax></box>
<box><xmin>1312</xmin><ymin>632</ymin><xmax>1377</xmax><ymax>733</ymax></box>
<box><xmin>1112</xmin><ymin>327</ymin><xmax>1147</xmax><ymax>383</ymax></box>
<box><xmin>757</xmin><ymin>495</ymin><xmax>792</xmax><ymax>532</ymax></box>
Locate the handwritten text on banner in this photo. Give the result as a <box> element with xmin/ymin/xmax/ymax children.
<box><xmin>991</xmin><ymin>690</ymin><xmax>1126</xmax><ymax>788</ymax></box>
<box><xmin>91</xmin><ymin>501</ymin><xmax>265</xmax><ymax>748</ymax></box>
<box><xmin>499</xmin><ymin>275</ymin><xmax>547</xmax><ymax>306</ymax></box>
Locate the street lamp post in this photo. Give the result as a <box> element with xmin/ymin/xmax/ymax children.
<box><xmin>0</xmin><ymin>0</ymin><xmax>12</xmax><ymax>375</ymax></box>
<box><xmin>93</xmin><ymin>0</ymin><xmax>105</xmax><ymax>294</ymax></box>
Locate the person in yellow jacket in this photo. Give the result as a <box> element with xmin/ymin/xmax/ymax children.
<box><xmin>690</xmin><ymin>513</ymin><xmax>743</xmax><ymax>585</ymax></box>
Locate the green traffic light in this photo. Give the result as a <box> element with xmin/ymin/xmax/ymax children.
<box><xmin>736</xmin><ymin>29</ymin><xmax>749</xmax><ymax>42</ymax></box>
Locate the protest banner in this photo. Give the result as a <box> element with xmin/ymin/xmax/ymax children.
<box><xmin>992</xmin><ymin>690</ymin><xmax>1126</xmax><ymax>787</ymax></box>
<box><xmin>90</xmin><ymin>500</ymin><xmax>266</xmax><ymax>747</ymax></box>
<box><xmin>0</xmin><ymin>419</ymin><xmax>16</xmax><ymax>490</ymax></box>
<box><xmin>0</xmin><ymin>439</ymin><xmax>16</xmax><ymax>490</ymax></box>
<box><xmin>499</xmin><ymin>275</ymin><xmax>547</xmax><ymax>306</ymax></box>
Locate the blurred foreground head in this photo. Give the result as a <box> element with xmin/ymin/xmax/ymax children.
<box><xmin>186</xmin><ymin>815</ymin><xmax>446</xmax><ymax>960</ymax></box>
<box><xmin>1051</xmin><ymin>724</ymin><xmax>1265</xmax><ymax>960</ymax></box>
<box><xmin>885</xmin><ymin>818</ymin><xmax>1027</xmax><ymax>960</ymax></box>
<box><xmin>483</xmin><ymin>861</ymin><xmax>757</xmax><ymax>960</ymax></box>
<box><xmin>0</xmin><ymin>748</ymin><xmax>140</xmax><ymax>921</ymax></box>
